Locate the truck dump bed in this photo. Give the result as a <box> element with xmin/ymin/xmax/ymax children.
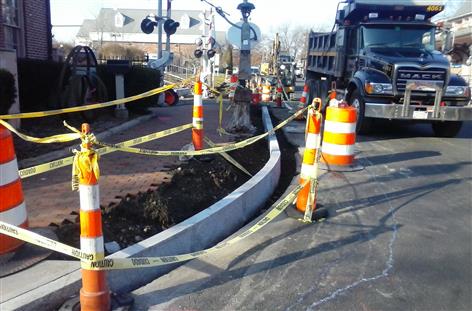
<box><xmin>306</xmin><ymin>31</ymin><xmax>341</xmax><ymax>78</ymax></box>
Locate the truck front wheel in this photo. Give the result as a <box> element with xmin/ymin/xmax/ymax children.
<box><xmin>431</xmin><ymin>121</ymin><xmax>462</xmax><ymax>138</ymax></box>
<box><xmin>349</xmin><ymin>89</ymin><xmax>372</xmax><ymax>134</ymax></box>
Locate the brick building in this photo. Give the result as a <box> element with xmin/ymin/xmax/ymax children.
<box><xmin>0</xmin><ymin>0</ymin><xmax>52</xmax><ymax>59</ymax></box>
<box><xmin>0</xmin><ymin>0</ymin><xmax>52</xmax><ymax>126</ymax></box>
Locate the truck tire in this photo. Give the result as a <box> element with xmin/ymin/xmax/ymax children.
<box><xmin>349</xmin><ymin>89</ymin><xmax>372</xmax><ymax>134</ymax></box>
<box><xmin>431</xmin><ymin>121</ymin><xmax>462</xmax><ymax>138</ymax></box>
<box><xmin>306</xmin><ymin>79</ymin><xmax>317</xmax><ymax>107</ymax></box>
<box><xmin>319</xmin><ymin>80</ymin><xmax>329</xmax><ymax>113</ymax></box>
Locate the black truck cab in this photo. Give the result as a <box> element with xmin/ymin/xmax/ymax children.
<box><xmin>305</xmin><ymin>0</ymin><xmax>471</xmax><ymax>137</ymax></box>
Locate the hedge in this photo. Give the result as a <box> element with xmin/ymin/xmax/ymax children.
<box><xmin>97</xmin><ymin>65</ymin><xmax>162</xmax><ymax>113</ymax></box>
<box><xmin>17</xmin><ymin>59</ymin><xmax>161</xmax><ymax>114</ymax></box>
<box><xmin>0</xmin><ymin>69</ymin><xmax>16</xmax><ymax>115</ymax></box>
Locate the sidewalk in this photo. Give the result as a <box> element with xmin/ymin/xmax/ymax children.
<box><xmin>21</xmin><ymin>101</ymin><xmax>230</xmax><ymax>228</ymax></box>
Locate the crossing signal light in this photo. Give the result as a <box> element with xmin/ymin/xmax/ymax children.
<box><xmin>164</xmin><ymin>19</ymin><xmax>180</xmax><ymax>36</ymax></box>
<box><xmin>194</xmin><ymin>37</ymin><xmax>203</xmax><ymax>59</ymax></box>
<box><xmin>141</xmin><ymin>16</ymin><xmax>157</xmax><ymax>34</ymax></box>
<box><xmin>207</xmin><ymin>49</ymin><xmax>216</xmax><ymax>58</ymax></box>
<box><xmin>207</xmin><ymin>36</ymin><xmax>216</xmax><ymax>59</ymax></box>
<box><xmin>194</xmin><ymin>49</ymin><xmax>203</xmax><ymax>58</ymax></box>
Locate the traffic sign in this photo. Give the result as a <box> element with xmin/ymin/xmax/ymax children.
<box><xmin>226</xmin><ymin>22</ymin><xmax>261</xmax><ymax>48</ymax></box>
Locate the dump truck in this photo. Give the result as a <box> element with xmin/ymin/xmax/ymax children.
<box><xmin>305</xmin><ymin>0</ymin><xmax>472</xmax><ymax>137</ymax></box>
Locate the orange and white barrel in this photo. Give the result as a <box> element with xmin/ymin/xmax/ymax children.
<box><xmin>79</xmin><ymin>124</ymin><xmax>110</xmax><ymax>311</ymax></box>
<box><xmin>192</xmin><ymin>80</ymin><xmax>204</xmax><ymax>151</ymax></box>
<box><xmin>296</xmin><ymin>108</ymin><xmax>322</xmax><ymax>212</ymax></box>
<box><xmin>262</xmin><ymin>83</ymin><xmax>271</xmax><ymax>102</ymax></box>
<box><xmin>0</xmin><ymin>124</ymin><xmax>28</xmax><ymax>255</ymax></box>
<box><xmin>321</xmin><ymin>106</ymin><xmax>357</xmax><ymax>167</ymax></box>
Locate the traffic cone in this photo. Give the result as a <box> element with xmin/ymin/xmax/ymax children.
<box><xmin>0</xmin><ymin>123</ymin><xmax>28</xmax><ymax>255</ymax></box>
<box><xmin>78</xmin><ymin>123</ymin><xmax>111</xmax><ymax>311</ymax></box>
<box><xmin>275</xmin><ymin>81</ymin><xmax>283</xmax><ymax>108</ymax></box>
<box><xmin>295</xmin><ymin>83</ymin><xmax>309</xmax><ymax>120</ymax></box>
<box><xmin>192</xmin><ymin>79</ymin><xmax>204</xmax><ymax>151</ymax></box>
<box><xmin>296</xmin><ymin>104</ymin><xmax>322</xmax><ymax>212</ymax></box>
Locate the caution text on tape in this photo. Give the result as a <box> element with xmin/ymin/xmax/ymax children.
<box><xmin>0</xmin><ymin>182</ymin><xmax>306</xmax><ymax>270</ymax></box>
<box><xmin>19</xmin><ymin>123</ymin><xmax>193</xmax><ymax>179</ymax></box>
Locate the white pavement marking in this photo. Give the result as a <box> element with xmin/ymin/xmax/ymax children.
<box><xmin>304</xmin><ymin>156</ymin><xmax>399</xmax><ymax>310</ymax></box>
<box><xmin>283</xmin><ymin>148</ymin><xmax>400</xmax><ymax>311</ymax></box>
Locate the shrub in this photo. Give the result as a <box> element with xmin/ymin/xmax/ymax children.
<box><xmin>17</xmin><ymin>59</ymin><xmax>63</xmax><ymax>112</ymax></box>
<box><xmin>97</xmin><ymin>65</ymin><xmax>161</xmax><ymax>113</ymax></box>
<box><xmin>16</xmin><ymin>58</ymin><xmax>161</xmax><ymax>115</ymax></box>
<box><xmin>98</xmin><ymin>43</ymin><xmax>146</xmax><ymax>60</ymax></box>
<box><xmin>0</xmin><ymin>69</ymin><xmax>16</xmax><ymax>115</ymax></box>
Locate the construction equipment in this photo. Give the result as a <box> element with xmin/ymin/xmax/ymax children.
<box><xmin>262</xmin><ymin>33</ymin><xmax>296</xmax><ymax>99</ymax></box>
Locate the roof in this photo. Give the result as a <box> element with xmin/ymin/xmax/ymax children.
<box><xmin>76</xmin><ymin>8</ymin><xmax>226</xmax><ymax>43</ymax></box>
<box><xmin>447</xmin><ymin>1</ymin><xmax>472</xmax><ymax>21</ymax></box>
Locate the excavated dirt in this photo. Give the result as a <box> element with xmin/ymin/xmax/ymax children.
<box><xmin>49</xmin><ymin>106</ymin><xmax>280</xmax><ymax>258</ymax></box>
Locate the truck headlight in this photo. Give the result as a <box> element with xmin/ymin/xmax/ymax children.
<box><xmin>364</xmin><ymin>82</ymin><xmax>393</xmax><ymax>95</ymax></box>
<box><xmin>445</xmin><ymin>85</ymin><xmax>470</xmax><ymax>97</ymax></box>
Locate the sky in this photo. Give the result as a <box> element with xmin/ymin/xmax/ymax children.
<box><xmin>50</xmin><ymin>0</ymin><xmax>467</xmax><ymax>43</ymax></box>
<box><xmin>51</xmin><ymin>0</ymin><xmax>338</xmax><ymax>43</ymax></box>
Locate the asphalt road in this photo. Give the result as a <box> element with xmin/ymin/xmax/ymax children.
<box><xmin>130</xmin><ymin>87</ymin><xmax>471</xmax><ymax>310</ymax></box>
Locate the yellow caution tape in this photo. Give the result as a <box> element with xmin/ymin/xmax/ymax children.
<box><xmin>0</xmin><ymin>84</ymin><xmax>175</xmax><ymax>120</ymax></box>
<box><xmin>216</xmin><ymin>94</ymin><xmax>238</xmax><ymax>137</ymax></box>
<box><xmin>0</xmin><ymin>221</ymin><xmax>96</xmax><ymax>261</ymax></box>
<box><xmin>85</xmin><ymin>183</ymin><xmax>305</xmax><ymax>270</ymax></box>
<box><xmin>71</xmin><ymin>148</ymin><xmax>100</xmax><ymax>190</ymax></box>
<box><xmin>204</xmin><ymin>136</ymin><xmax>252</xmax><ymax>177</ymax></box>
<box><xmin>19</xmin><ymin>123</ymin><xmax>193</xmax><ymax>179</ymax></box>
<box><xmin>93</xmin><ymin>106</ymin><xmax>308</xmax><ymax>157</ymax></box>
<box><xmin>0</xmin><ymin>119</ymin><xmax>81</xmax><ymax>144</ymax></box>
<box><xmin>0</xmin><ymin>182</ymin><xmax>305</xmax><ymax>270</ymax></box>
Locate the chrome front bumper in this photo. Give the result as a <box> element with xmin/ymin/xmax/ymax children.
<box><xmin>365</xmin><ymin>103</ymin><xmax>472</xmax><ymax>121</ymax></box>
<box><xmin>365</xmin><ymin>81</ymin><xmax>472</xmax><ymax>121</ymax></box>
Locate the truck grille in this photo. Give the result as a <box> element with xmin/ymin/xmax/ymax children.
<box><xmin>395</xmin><ymin>67</ymin><xmax>447</xmax><ymax>93</ymax></box>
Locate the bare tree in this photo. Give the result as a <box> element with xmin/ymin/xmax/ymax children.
<box><xmin>268</xmin><ymin>23</ymin><xmax>331</xmax><ymax>62</ymax></box>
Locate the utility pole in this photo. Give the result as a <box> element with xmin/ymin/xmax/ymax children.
<box><xmin>200</xmin><ymin>9</ymin><xmax>212</xmax><ymax>98</ymax></box>
<box><xmin>237</xmin><ymin>0</ymin><xmax>255</xmax><ymax>87</ymax></box>
<box><xmin>166</xmin><ymin>0</ymin><xmax>171</xmax><ymax>52</ymax></box>
<box><xmin>157</xmin><ymin>0</ymin><xmax>163</xmax><ymax>59</ymax></box>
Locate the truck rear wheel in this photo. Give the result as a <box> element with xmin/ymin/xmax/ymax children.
<box><xmin>349</xmin><ymin>89</ymin><xmax>372</xmax><ymax>134</ymax></box>
<box><xmin>431</xmin><ymin>121</ymin><xmax>462</xmax><ymax>138</ymax></box>
<box><xmin>306</xmin><ymin>79</ymin><xmax>317</xmax><ymax>107</ymax></box>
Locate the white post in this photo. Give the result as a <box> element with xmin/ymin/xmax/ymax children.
<box><xmin>114</xmin><ymin>74</ymin><xmax>129</xmax><ymax>119</ymax></box>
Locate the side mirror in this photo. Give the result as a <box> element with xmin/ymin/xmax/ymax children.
<box><xmin>442</xmin><ymin>29</ymin><xmax>454</xmax><ymax>53</ymax></box>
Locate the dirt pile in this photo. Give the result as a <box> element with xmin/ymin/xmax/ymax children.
<box><xmin>52</xmin><ymin>108</ymin><xmax>270</xmax><ymax>256</ymax></box>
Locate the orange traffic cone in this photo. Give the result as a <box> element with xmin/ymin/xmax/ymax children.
<box><xmin>296</xmin><ymin>104</ymin><xmax>322</xmax><ymax>212</ymax></box>
<box><xmin>275</xmin><ymin>82</ymin><xmax>283</xmax><ymax>108</ymax></box>
<box><xmin>0</xmin><ymin>124</ymin><xmax>28</xmax><ymax>255</ymax></box>
<box><xmin>295</xmin><ymin>83</ymin><xmax>309</xmax><ymax>120</ymax></box>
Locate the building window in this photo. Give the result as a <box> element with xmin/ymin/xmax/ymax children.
<box><xmin>1</xmin><ymin>0</ymin><xmax>21</xmax><ymax>52</ymax></box>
